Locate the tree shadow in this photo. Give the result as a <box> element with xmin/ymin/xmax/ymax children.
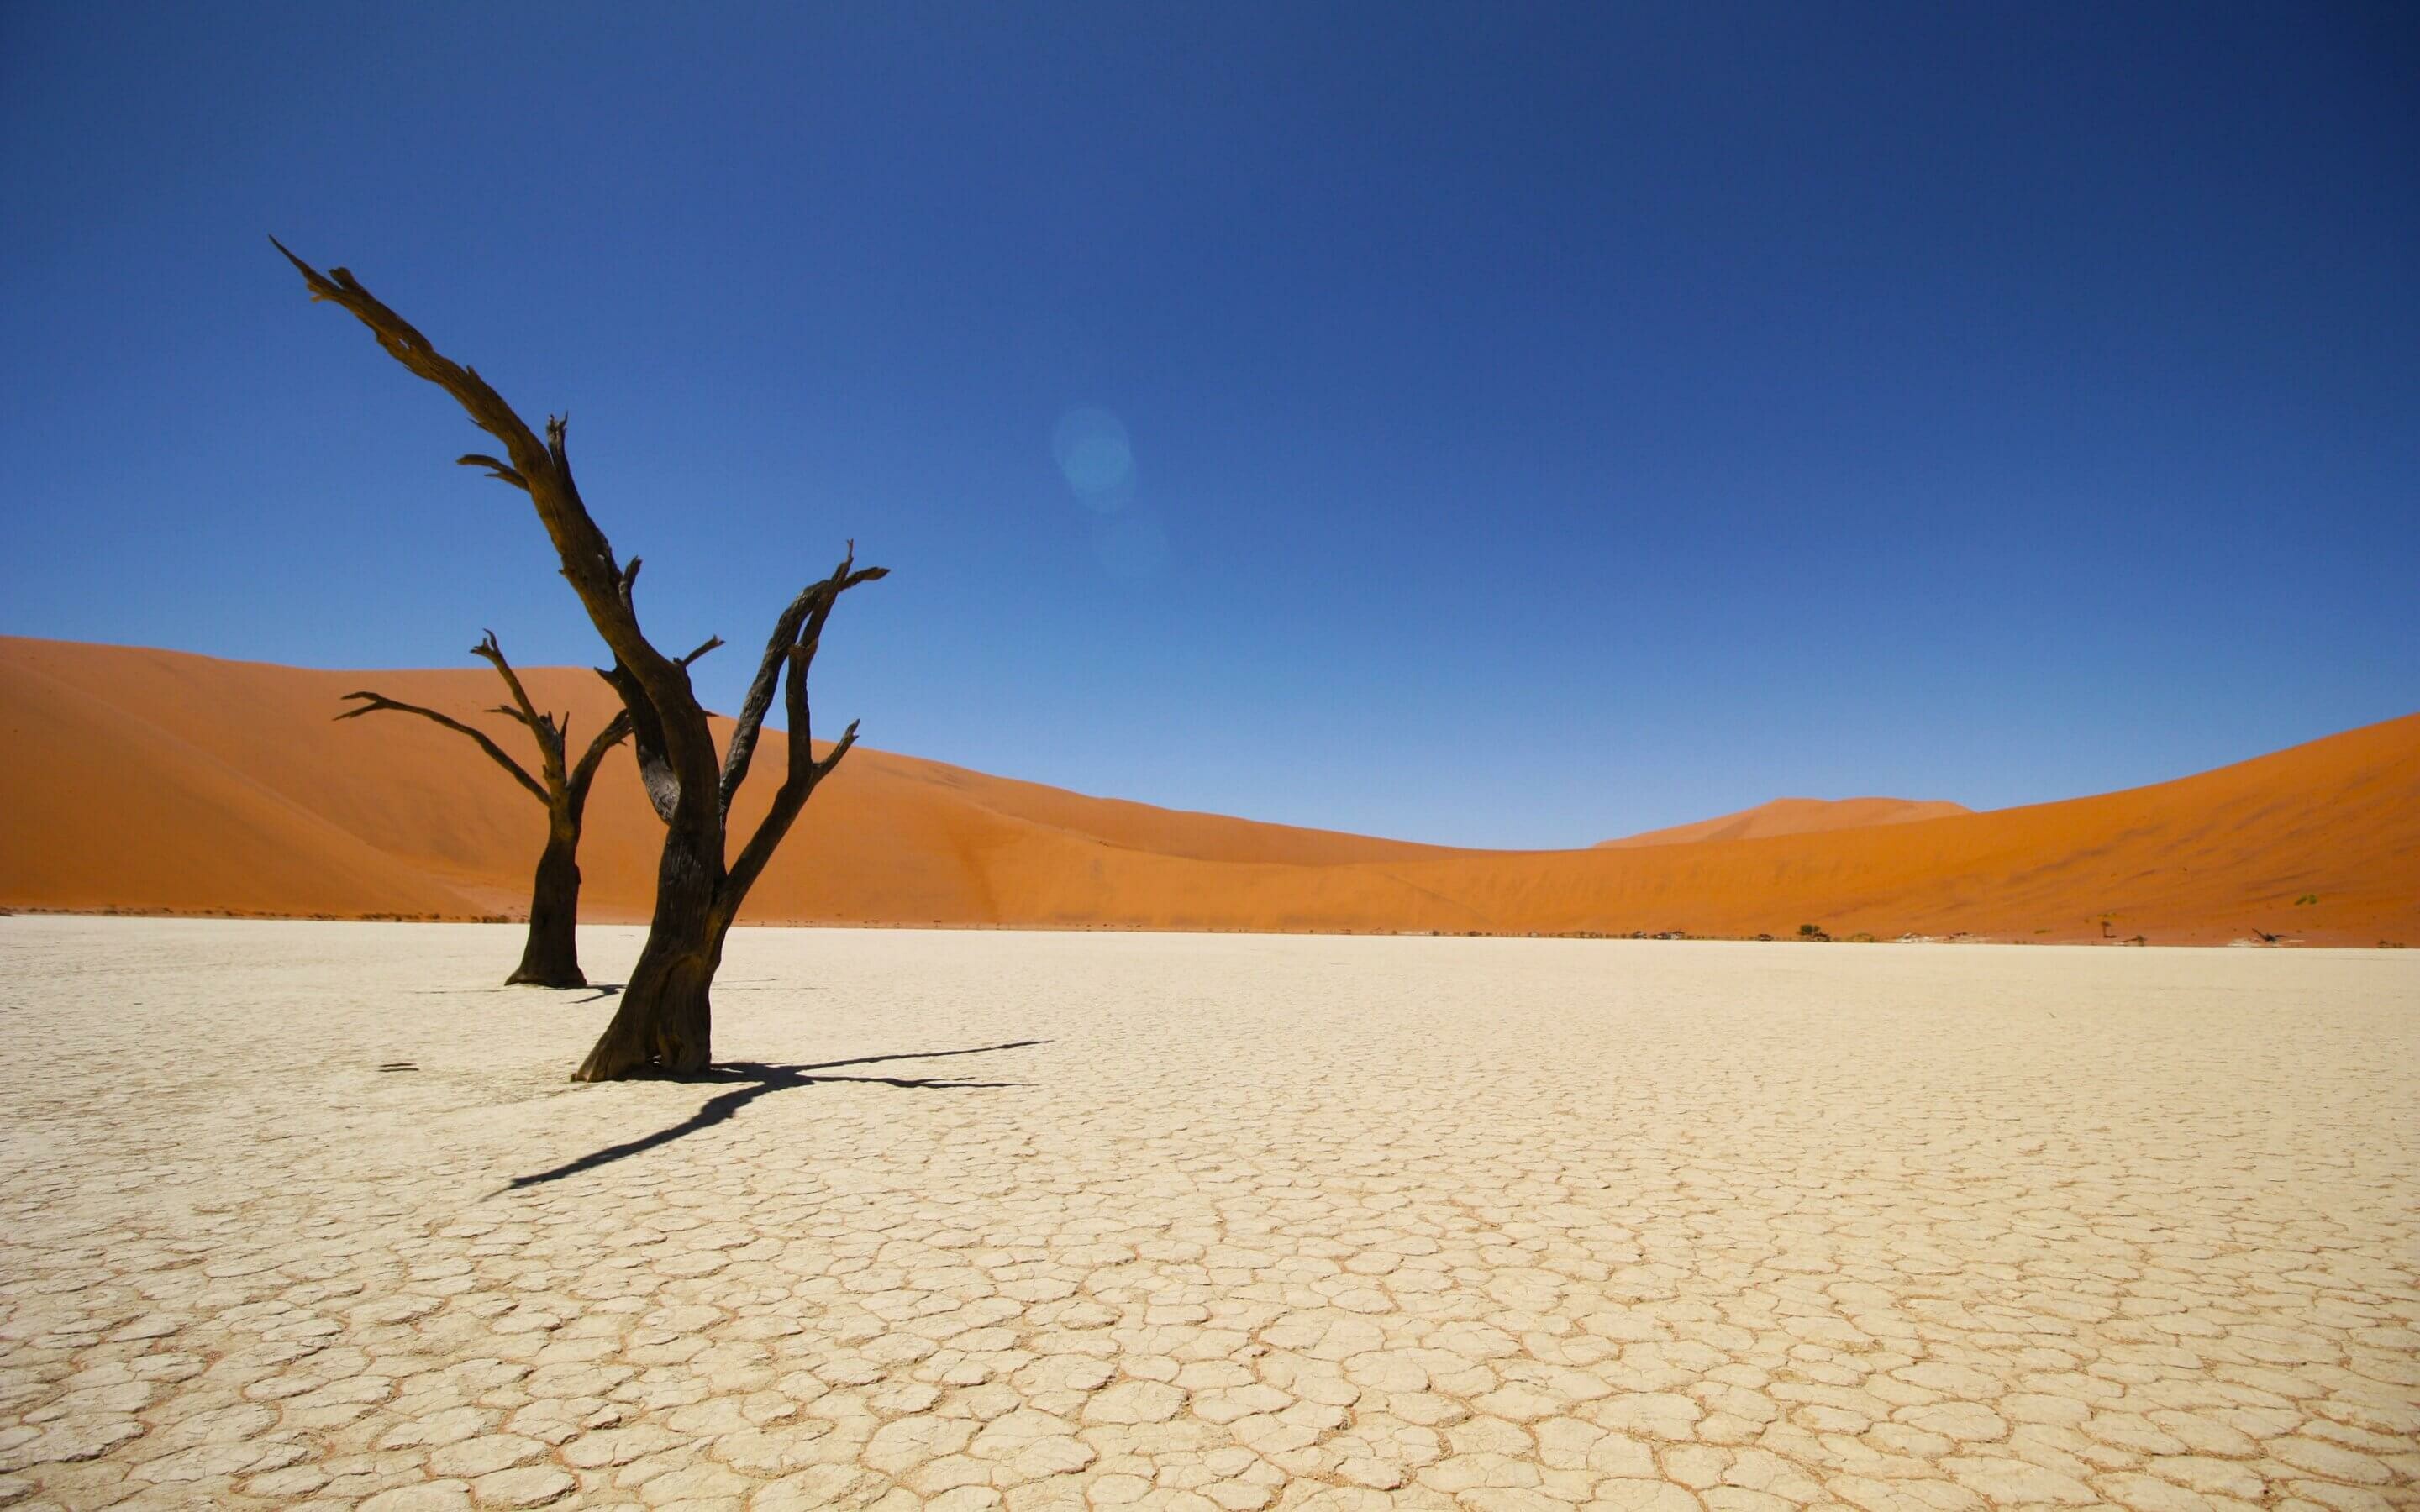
<box><xmin>407</xmin><ymin>981</ymin><xmax>623</xmax><ymax>1000</ymax></box>
<box><xmin>504</xmin><ymin>1039</ymin><xmax>1047</xmax><ymax>1189</ymax></box>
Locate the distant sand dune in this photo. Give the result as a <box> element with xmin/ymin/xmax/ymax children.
<box><xmin>3</xmin><ymin>636</ymin><xmax>2413</xmax><ymax>944</ymax></box>
<box><xmin>1597</xmin><ymin>795</ymin><xmax>1973</xmax><ymax>849</ymax></box>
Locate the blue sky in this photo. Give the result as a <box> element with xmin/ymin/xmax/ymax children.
<box><xmin>3</xmin><ymin>3</ymin><xmax>2414</xmax><ymax>848</ymax></box>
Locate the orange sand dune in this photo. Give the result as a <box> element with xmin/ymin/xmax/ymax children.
<box><xmin>0</xmin><ymin>638</ymin><xmax>1459</xmax><ymax>923</ymax></box>
<box><xmin>1597</xmin><ymin>795</ymin><xmax>1974</xmax><ymax>849</ymax></box>
<box><xmin>3</xmin><ymin>637</ymin><xmax>2413</xmax><ymax>945</ymax></box>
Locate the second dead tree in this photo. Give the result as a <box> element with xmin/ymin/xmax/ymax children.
<box><xmin>337</xmin><ymin>630</ymin><xmax>718</xmax><ymax>988</ymax></box>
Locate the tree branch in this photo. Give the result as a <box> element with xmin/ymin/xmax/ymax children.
<box><xmin>275</xmin><ymin>238</ymin><xmax>720</xmax><ymax>811</ymax></box>
<box><xmin>719</xmin><ymin>548</ymin><xmax>886</xmax><ymax>908</ymax></box>
<box><xmin>335</xmin><ymin>692</ymin><xmax>550</xmax><ymax>805</ymax></box>
<box><xmin>567</xmin><ymin>722</ymin><xmax>632</xmax><ymax>800</ymax></box>
<box><xmin>457</xmin><ymin>453</ymin><xmax>528</xmax><ymax>491</ymax></box>
<box><xmin>718</xmin><ymin>589</ymin><xmax>821</xmax><ymax>815</ymax></box>
<box><xmin>469</xmin><ymin>630</ymin><xmax>565</xmax><ymax>787</ymax></box>
<box><xmin>719</xmin><ymin>543</ymin><xmax>888</xmax><ymax>815</ymax></box>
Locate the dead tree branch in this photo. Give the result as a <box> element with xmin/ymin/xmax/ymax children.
<box><xmin>335</xmin><ymin>691</ymin><xmax>550</xmax><ymax>804</ymax></box>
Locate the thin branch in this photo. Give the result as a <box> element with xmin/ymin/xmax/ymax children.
<box><xmin>718</xmin><ymin>586</ymin><xmax>823</xmax><ymax>814</ymax></box>
<box><xmin>457</xmin><ymin>453</ymin><xmax>528</xmax><ymax>491</ymax></box>
<box><xmin>471</xmin><ymin>630</ymin><xmax>544</xmax><ymax>726</ymax></box>
<box><xmin>801</xmin><ymin>562</ymin><xmax>888</xmax><ymax>672</ymax></box>
<box><xmin>565</xmin><ymin>719</ymin><xmax>633</xmax><ymax>817</ymax></box>
<box><xmin>470</xmin><ymin>631</ymin><xmax>565</xmax><ymax>784</ymax></box>
<box><xmin>618</xmin><ymin>554</ymin><xmax>643</xmax><ymax>618</ymax></box>
<box><xmin>719</xmin><ymin>544</ymin><xmax>887</xmax><ymax>814</ymax></box>
<box><xmin>720</xmin><ymin>548</ymin><xmax>886</xmax><ymax>907</ymax></box>
<box><xmin>335</xmin><ymin>692</ymin><xmax>549</xmax><ymax>805</ymax></box>
<box><xmin>817</xmin><ymin>718</ymin><xmax>864</xmax><ymax>780</ymax></box>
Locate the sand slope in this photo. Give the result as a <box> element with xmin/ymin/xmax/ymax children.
<box><xmin>2</xmin><ymin>636</ymin><xmax>2412</xmax><ymax>943</ymax></box>
<box><xmin>0</xmin><ymin>638</ymin><xmax>1460</xmax><ymax>923</ymax></box>
<box><xmin>1597</xmin><ymin>795</ymin><xmax>1973</xmax><ymax>849</ymax></box>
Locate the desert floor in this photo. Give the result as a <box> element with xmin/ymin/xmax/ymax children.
<box><xmin>0</xmin><ymin>920</ymin><xmax>2413</xmax><ymax>1512</ymax></box>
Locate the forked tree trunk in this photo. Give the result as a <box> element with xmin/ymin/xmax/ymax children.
<box><xmin>508</xmin><ymin>828</ymin><xmax>588</xmax><ymax>988</ymax></box>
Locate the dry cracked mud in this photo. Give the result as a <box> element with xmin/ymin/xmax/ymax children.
<box><xmin>0</xmin><ymin>918</ymin><xmax>2413</xmax><ymax>1511</ymax></box>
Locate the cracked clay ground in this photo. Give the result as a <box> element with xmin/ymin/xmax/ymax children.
<box><xmin>0</xmin><ymin>919</ymin><xmax>2414</xmax><ymax>1512</ymax></box>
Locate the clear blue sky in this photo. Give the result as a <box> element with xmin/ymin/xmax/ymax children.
<box><xmin>3</xmin><ymin>3</ymin><xmax>2414</xmax><ymax>848</ymax></box>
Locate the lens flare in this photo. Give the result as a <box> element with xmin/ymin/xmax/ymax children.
<box><xmin>1052</xmin><ymin>406</ymin><xmax>1134</xmax><ymax>512</ymax></box>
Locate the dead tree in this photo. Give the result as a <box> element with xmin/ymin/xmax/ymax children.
<box><xmin>279</xmin><ymin>239</ymin><xmax>886</xmax><ymax>1080</ymax></box>
<box><xmin>335</xmin><ymin>631</ymin><xmax>718</xmax><ymax>989</ymax></box>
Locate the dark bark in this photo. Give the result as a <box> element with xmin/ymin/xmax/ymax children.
<box><xmin>508</xmin><ymin>827</ymin><xmax>587</xmax><ymax>988</ymax></box>
<box><xmin>575</xmin><ymin>826</ymin><xmax>727</xmax><ymax>1079</ymax></box>
<box><xmin>281</xmin><ymin>240</ymin><xmax>885</xmax><ymax>1079</ymax></box>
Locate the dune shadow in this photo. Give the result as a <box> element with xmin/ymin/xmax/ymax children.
<box><xmin>505</xmin><ymin>1039</ymin><xmax>1046</xmax><ymax>1189</ymax></box>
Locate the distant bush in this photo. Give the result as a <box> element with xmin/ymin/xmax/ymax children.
<box><xmin>2294</xmin><ymin>894</ymin><xmax>2318</xmax><ymax>906</ymax></box>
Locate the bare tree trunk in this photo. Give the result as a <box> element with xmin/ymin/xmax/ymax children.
<box><xmin>576</xmin><ymin>827</ymin><xmax>728</xmax><ymax>1078</ymax></box>
<box><xmin>508</xmin><ymin>827</ymin><xmax>587</xmax><ymax>988</ymax></box>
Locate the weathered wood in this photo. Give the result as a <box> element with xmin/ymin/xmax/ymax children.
<box><xmin>337</xmin><ymin>631</ymin><xmax>679</xmax><ymax>989</ymax></box>
<box><xmin>283</xmin><ymin>241</ymin><xmax>885</xmax><ymax>1079</ymax></box>
<box><xmin>509</xmin><ymin>825</ymin><xmax>587</xmax><ymax>986</ymax></box>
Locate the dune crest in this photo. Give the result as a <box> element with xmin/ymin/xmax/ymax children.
<box><xmin>2</xmin><ymin>636</ymin><xmax>2412</xmax><ymax>945</ymax></box>
<box><xmin>1597</xmin><ymin>795</ymin><xmax>1974</xmax><ymax>849</ymax></box>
